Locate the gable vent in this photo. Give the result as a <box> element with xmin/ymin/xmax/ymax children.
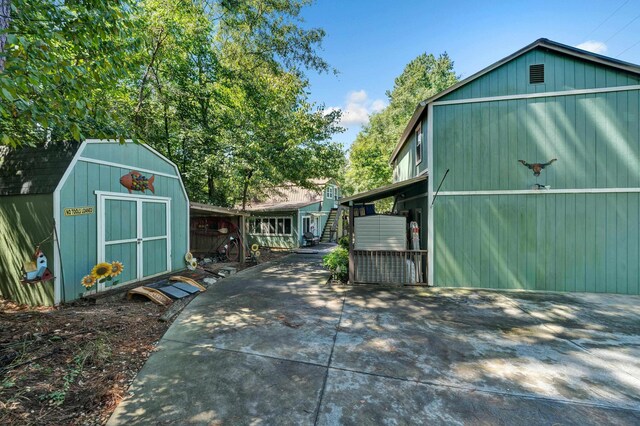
<box><xmin>529</xmin><ymin>64</ymin><xmax>545</xmax><ymax>84</ymax></box>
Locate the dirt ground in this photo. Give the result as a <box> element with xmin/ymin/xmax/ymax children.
<box><xmin>0</xmin><ymin>298</ymin><xmax>168</xmax><ymax>425</ymax></box>
<box><xmin>0</xmin><ymin>251</ymin><xmax>289</xmax><ymax>425</ymax></box>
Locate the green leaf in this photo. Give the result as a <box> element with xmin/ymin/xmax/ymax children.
<box><xmin>1</xmin><ymin>88</ymin><xmax>14</xmax><ymax>102</ymax></box>
<box><xmin>70</xmin><ymin>123</ymin><xmax>81</xmax><ymax>141</ymax></box>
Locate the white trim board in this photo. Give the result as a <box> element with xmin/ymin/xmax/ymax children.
<box><xmin>52</xmin><ymin>141</ymin><xmax>88</xmax><ymax>305</ymax></box>
<box><xmin>426</xmin><ymin>104</ymin><xmax>434</xmax><ymax>287</ymax></box>
<box><xmin>78</xmin><ymin>157</ymin><xmax>179</xmax><ymax>180</ymax></box>
<box><xmin>96</xmin><ymin>193</ymin><xmax>172</xmax><ymax>291</ymax></box>
<box><xmin>432</xmin><ymin>84</ymin><xmax>640</xmax><ymax>106</ymax></box>
<box><xmin>94</xmin><ymin>190</ymin><xmax>171</xmax><ymax>202</ymax></box>
<box><xmin>438</xmin><ymin>188</ymin><xmax>640</xmax><ymax>196</ymax></box>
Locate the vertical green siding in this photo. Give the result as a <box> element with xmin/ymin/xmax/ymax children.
<box><xmin>440</xmin><ymin>48</ymin><xmax>640</xmax><ymax>102</ymax></box>
<box><xmin>434</xmin><ymin>193</ymin><xmax>640</xmax><ymax>295</ymax></box>
<box><xmin>430</xmin><ymin>89</ymin><xmax>640</xmax><ymax>294</ymax></box>
<box><xmin>59</xmin><ymin>143</ymin><xmax>188</xmax><ymax>301</ymax></box>
<box><xmin>0</xmin><ymin>195</ymin><xmax>55</xmax><ymax>305</ymax></box>
<box><xmin>433</xmin><ymin>91</ymin><xmax>640</xmax><ymax>191</ymax></box>
<box><xmin>81</xmin><ymin>143</ymin><xmax>176</xmax><ymax>175</ymax></box>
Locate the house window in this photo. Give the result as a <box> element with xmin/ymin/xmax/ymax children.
<box><xmin>249</xmin><ymin>217</ymin><xmax>292</xmax><ymax>236</ymax></box>
<box><xmin>326</xmin><ymin>186</ymin><xmax>334</xmax><ymax>199</ymax></box>
<box><xmin>415</xmin><ymin>123</ymin><xmax>422</xmax><ymax>165</ymax></box>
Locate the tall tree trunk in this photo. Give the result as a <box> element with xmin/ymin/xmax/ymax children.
<box><xmin>0</xmin><ymin>0</ymin><xmax>11</xmax><ymax>72</ymax></box>
<box><xmin>241</xmin><ymin>169</ymin><xmax>253</xmax><ymax>211</ymax></box>
<box><xmin>163</xmin><ymin>103</ymin><xmax>171</xmax><ymax>159</ymax></box>
<box><xmin>181</xmin><ymin>135</ymin><xmax>186</xmax><ymax>172</ymax></box>
<box><xmin>207</xmin><ymin>172</ymin><xmax>215</xmax><ymax>200</ymax></box>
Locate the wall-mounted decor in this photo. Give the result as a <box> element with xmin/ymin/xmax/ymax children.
<box><xmin>517</xmin><ymin>158</ymin><xmax>557</xmax><ymax>176</ymax></box>
<box><xmin>120</xmin><ymin>171</ymin><xmax>156</xmax><ymax>194</ymax></box>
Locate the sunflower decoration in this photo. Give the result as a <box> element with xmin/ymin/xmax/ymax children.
<box><xmin>91</xmin><ymin>262</ymin><xmax>112</xmax><ymax>280</ymax></box>
<box><xmin>81</xmin><ymin>275</ymin><xmax>96</xmax><ymax>289</ymax></box>
<box><xmin>110</xmin><ymin>261</ymin><xmax>124</xmax><ymax>278</ymax></box>
<box><xmin>83</xmin><ymin>260</ymin><xmax>124</xmax><ymax>294</ymax></box>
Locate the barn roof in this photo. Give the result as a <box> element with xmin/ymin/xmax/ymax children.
<box><xmin>389</xmin><ymin>38</ymin><xmax>640</xmax><ymax>164</ymax></box>
<box><xmin>0</xmin><ymin>142</ymin><xmax>81</xmax><ymax>196</ymax></box>
<box><xmin>243</xmin><ymin>179</ymin><xmax>331</xmax><ymax>212</ymax></box>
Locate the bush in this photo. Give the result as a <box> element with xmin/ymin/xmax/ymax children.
<box><xmin>337</xmin><ymin>235</ymin><xmax>349</xmax><ymax>250</ymax></box>
<box><xmin>322</xmin><ymin>247</ymin><xmax>349</xmax><ymax>282</ymax></box>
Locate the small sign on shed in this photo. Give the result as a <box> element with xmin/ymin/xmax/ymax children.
<box><xmin>64</xmin><ymin>206</ymin><xmax>94</xmax><ymax>216</ymax></box>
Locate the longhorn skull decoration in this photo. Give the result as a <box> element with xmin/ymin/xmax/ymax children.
<box><xmin>518</xmin><ymin>158</ymin><xmax>557</xmax><ymax>176</ymax></box>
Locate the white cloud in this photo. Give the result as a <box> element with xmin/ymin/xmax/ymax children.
<box><xmin>576</xmin><ymin>40</ymin><xmax>608</xmax><ymax>55</ymax></box>
<box><xmin>328</xmin><ymin>90</ymin><xmax>387</xmax><ymax>127</ymax></box>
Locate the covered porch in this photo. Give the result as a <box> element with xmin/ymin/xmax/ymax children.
<box><xmin>339</xmin><ymin>174</ymin><xmax>429</xmax><ymax>286</ymax></box>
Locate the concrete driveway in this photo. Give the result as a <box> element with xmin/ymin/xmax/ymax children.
<box><xmin>109</xmin><ymin>247</ymin><xmax>640</xmax><ymax>425</ymax></box>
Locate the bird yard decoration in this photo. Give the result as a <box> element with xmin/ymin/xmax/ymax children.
<box><xmin>518</xmin><ymin>159</ymin><xmax>557</xmax><ymax>176</ymax></box>
<box><xmin>120</xmin><ymin>171</ymin><xmax>156</xmax><ymax>194</ymax></box>
<box><xmin>22</xmin><ymin>249</ymin><xmax>53</xmax><ymax>283</ymax></box>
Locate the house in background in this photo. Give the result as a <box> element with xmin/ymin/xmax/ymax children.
<box><xmin>0</xmin><ymin>140</ymin><xmax>189</xmax><ymax>306</ymax></box>
<box><xmin>342</xmin><ymin>38</ymin><xmax>640</xmax><ymax>295</ymax></box>
<box><xmin>245</xmin><ymin>179</ymin><xmax>340</xmax><ymax>248</ymax></box>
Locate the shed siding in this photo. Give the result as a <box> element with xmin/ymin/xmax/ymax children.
<box><xmin>81</xmin><ymin>143</ymin><xmax>176</xmax><ymax>175</ymax></box>
<box><xmin>393</xmin><ymin>119</ymin><xmax>428</xmax><ymax>182</ymax></box>
<box><xmin>430</xmin><ymin>75</ymin><xmax>640</xmax><ymax>294</ymax></box>
<box><xmin>58</xmin><ymin>144</ymin><xmax>188</xmax><ymax>301</ymax></box>
<box><xmin>432</xmin><ymin>91</ymin><xmax>640</xmax><ymax>191</ymax></box>
<box><xmin>434</xmin><ymin>193</ymin><xmax>640</xmax><ymax>295</ymax></box>
<box><xmin>440</xmin><ymin>48</ymin><xmax>640</xmax><ymax>102</ymax></box>
<box><xmin>0</xmin><ymin>195</ymin><xmax>55</xmax><ymax>305</ymax></box>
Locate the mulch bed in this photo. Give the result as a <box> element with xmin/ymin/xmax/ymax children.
<box><xmin>0</xmin><ymin>251</ymin><xmax>289</xmax><ymax>425</ymax></box>
<box><xmin>0</xmin><ymin>298</ymin><xmax>168</xmax><ymax>425</ymax></box>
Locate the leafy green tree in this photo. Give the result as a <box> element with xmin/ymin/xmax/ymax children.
<box><xmin>129</xmin><ymin>0</ymin><xmax>345</xmax><ymax>207</ymax></box>
<box><xmin>345</xmin><ymin>53</ymin><xmax>458</xmax><ymax>199</ymax></box>
<box><xmin>0</xmin><ymin>0</ymin><xmax>138</xmax><ymax>146</ymax></box>
<box><xmin>1</xmin><ymin>0</ymin><xmax>345</xmax><ymax>208</ymax></box>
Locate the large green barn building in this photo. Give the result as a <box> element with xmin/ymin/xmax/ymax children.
<box><xmin>346</xmin><ymin>39</ymin><xmax>640</xmax><ymax>295</ymax></box>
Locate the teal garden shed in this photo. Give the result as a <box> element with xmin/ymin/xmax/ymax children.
<box><xmin>0</xmin><ymin>140</ymin><xmax>189</xmax><ymax>305</ymax></box>
<box><xmin>345</xmin><ymin>38</ymin><xmax>640</xmax><ymax>295</ymax></box>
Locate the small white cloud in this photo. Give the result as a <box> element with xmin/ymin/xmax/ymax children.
<box><xmin>347</xmin><ymin>90</ymin><xmax>368</xmax><ymax>103</ymax></box>
<box><xmin>576</xmin><ymin>40</ymin><xmax>607</xmax><ymax>54</ymax></box>
<box><xmin>328</xmin><ymin>90</ymin><xmax>387</xmax><ymax>127</ymax></box>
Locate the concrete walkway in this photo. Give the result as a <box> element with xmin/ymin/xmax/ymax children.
<box><xmin>109</xmin><ymin>247</ymin><xmax>640</xmax><ymax>425</ymax></box>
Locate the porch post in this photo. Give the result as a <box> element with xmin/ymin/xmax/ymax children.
<box><xmin>348</xmin><ymin>201</ymin><xmax>354</xmax><ymax>284</ymax></box>
<box><xmin>240</xmin><ymin>214</ymin><xmax>246</xmax><ymax>263</ymax></box>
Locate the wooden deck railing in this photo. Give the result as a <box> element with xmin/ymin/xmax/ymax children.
<box><xmin>351</xmin><ymin>250</ymin><xmax>428</xmax><ymax>285</ymax></box>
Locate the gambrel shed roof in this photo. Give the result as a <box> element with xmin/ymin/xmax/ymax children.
<box><xmin>0</xmin><ymin>142</ymin><xmax>81</xmax><ymax>195</ymax></box>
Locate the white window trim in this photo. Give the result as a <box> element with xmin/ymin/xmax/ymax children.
<box><xmin>249</xmin><ymin>216</ymin><xmax>293</xmax><ymax>236</ymax></box>
<box><xmin>415</xmin><ymin>122</ymin><xmax>423</xmax><ymax>166</ymax></box>
<box><xmin>326</xmin><ymin>186</ymin><xmax>334</xmax><ymax>199</ymax></box>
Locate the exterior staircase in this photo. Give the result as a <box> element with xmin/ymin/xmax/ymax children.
<box><xmin>320</xmin><ymin>208</ymin><xmax>338</xmax><ymax>242</ymax></box>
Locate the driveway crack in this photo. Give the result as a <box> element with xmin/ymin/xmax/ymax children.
<box><xmin>313</xmin><ymin>291</ymin><xmax>347</xmax><ymax>425</ymax></box>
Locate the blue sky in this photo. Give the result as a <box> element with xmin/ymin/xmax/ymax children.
<box><xmin>300</xmin><ymin>0</ymin><xmax>640</xmax><ymax>148</ymax></box>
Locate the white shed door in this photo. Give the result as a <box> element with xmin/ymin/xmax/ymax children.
<box><xmin>98</xmin><ymin>193</ymin><xmax>171</xmax><ymax>289</ymax></box>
